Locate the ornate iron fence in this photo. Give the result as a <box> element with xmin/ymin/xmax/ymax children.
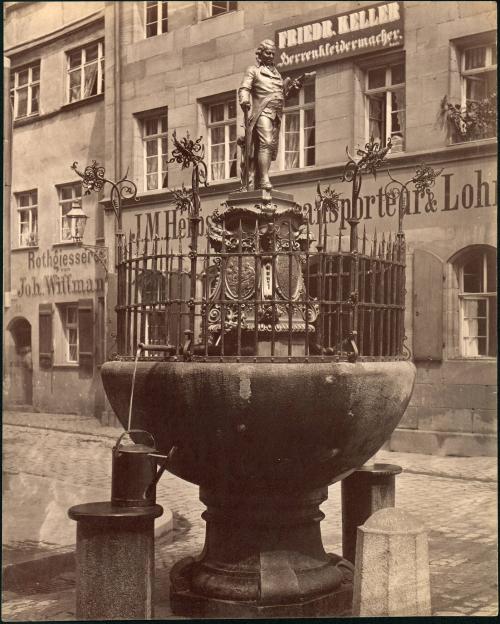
<box><xmin>113</xmin><ymin>134</ymin><xmax>441</xmax><ymax>363</ymax></box>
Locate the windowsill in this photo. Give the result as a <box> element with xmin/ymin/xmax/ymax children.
<box><xmin>145</xmin><ymin>32</ymin><xmax>169</xmax><ymax>39</ymax></box>
<box><xmin>447</xmin><ymin>136</ymin><xmax>497</xmax><ymax>147</ymax></box>
<box><xmin>53</xmin><ymin>363</ymin><xmax>80</xmax><ymax>370</ymax></box>
<box><xmin>12</xmin><ymin>113</ymin><xmax>40</xmax><ymax>126</ymax></box>
<box><xmin>60</xmin><ymin>93</ymin><xmax>104</xmax><ymax>113</ymax></box>
<box><xmin>11</xmin><ymin>245</ymin><xmax>39</xmax><ymax>252</ymax></box>
<box><xmin>202</xmin><ymin>11</ymin><xmax>237</xmax><ymax>20</ymax></box>
<box><xmin>52</xmin><ymin>241</ymin><xmax>80</xmax><ymax>248</ymax></box>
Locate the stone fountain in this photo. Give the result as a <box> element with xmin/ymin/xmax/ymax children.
<box><xmin>96</xmin><ymin>124</ymin><xmax>448</xmax><ymax>616</ymax></box>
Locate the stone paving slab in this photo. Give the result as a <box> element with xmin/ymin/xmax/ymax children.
<box><xmin>1</xmin><ymin>411</ymin><xmax>498</xmax><ymax>620</ymax></box>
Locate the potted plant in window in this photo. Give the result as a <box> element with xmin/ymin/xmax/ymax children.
<box><xmin>441</xmin><ymin>92</ymin><xmax>497</xmax><ymax>142</ymax></box>
<box><xmin>26</xmin><ymin>232</ymin><xmax>38</xmax><ymax>247</ymax></box>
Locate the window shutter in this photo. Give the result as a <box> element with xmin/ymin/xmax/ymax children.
<box><xmin>78</xmin><ymin>298</ymin><xmax>94</xmax><ymax>371</ymax></box>
<box><xmin>413</xmin><ymin>249</ymin><xmax>443</xmax><ymax>361</ymax></box>
<box><xmin>39</xmin><ymin>303</ymin><xmax>53</xmax><ymax>368</ymax></box>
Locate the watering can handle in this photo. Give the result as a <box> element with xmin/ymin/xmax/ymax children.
<box><xmin>113</xmin><ymin>429</ymin><xmax>156</xmax><ymax>452</ymax></box>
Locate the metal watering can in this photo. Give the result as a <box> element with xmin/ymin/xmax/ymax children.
<box><xmin>111</xmin><ymin>429</ymin><xmax>174</xmax><ymax>507</ymax></box>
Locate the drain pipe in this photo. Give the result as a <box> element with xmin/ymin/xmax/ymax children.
<box><xmin>4</xmin><ymin>55</ymin><xmax>13</xmax><ymax>395</ymax></box>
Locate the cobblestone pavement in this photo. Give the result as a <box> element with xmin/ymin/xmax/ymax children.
<box><xmin>2</xmin><ymin>411</ymin><xmax>498</xmax><ymax>620</ymax></box>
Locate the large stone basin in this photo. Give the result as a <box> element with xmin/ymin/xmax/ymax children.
<box><xmin>102</xmin><ymin>360</ymin><xmax>415</xmax><ymax>490</ymax></box>
<box><xmin>102</xmin><ymin>359</ymin><xmax>415</xmax><ymax>617</ymax></box>
<box><xmin>102</xmin><ymin>360</ymin><xmax>415</xmax><ymax>492</ymax></box>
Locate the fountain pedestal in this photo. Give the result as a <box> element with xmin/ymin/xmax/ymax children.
<box><xmin>171</xmin><ymin>488</ymin><xmax>353</xmax><ymax>618</ymax></box>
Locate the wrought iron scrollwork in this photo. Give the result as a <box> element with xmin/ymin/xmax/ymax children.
<box><xmin>71</xmin><ymin>160</ymin><xmax>138</xmax><ymax>225</ymax></box>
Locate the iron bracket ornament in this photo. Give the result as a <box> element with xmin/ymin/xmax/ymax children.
<box><xmin>384</xmin><ymin>163</ymin><xmax>443</xmax><ymax>236</ymax></box>
<box><xmin>80</xmin><ymin>244</ymin><xmax>109</xmax><ymax>274</ymax></box>
<box><xmin>70</xmin><ymin>160</ymin><xmax>138</xmax><ymax>229</ymax></box>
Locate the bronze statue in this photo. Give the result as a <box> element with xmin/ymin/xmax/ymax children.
<box><xmin>238</xmin><ymin>39</ymin><xmax>314</xmax><ymax>192</ymax></box>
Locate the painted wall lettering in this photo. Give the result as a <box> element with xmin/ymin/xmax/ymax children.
<box><xmin>17</xmin><ymin>274</ymin><xmax>104</xmax><ymax>298</ymax></box>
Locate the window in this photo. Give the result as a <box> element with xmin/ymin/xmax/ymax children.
<box><xmin>58</xmin><ymin>183</ymin><xmax>82</xmax><ymax>242</ymax></box>
<box><xmin>279</xmin><ymin>76</ymin><xmax>315</xmax><ymax>170</ymax></box>
<box><xmin>67</xmin><ymin>40</ymin><xmax>104</xmax><ymax>103</ymax></box>
<box><xmin>365</xmin><ymin>62</ymin><xmax>405</xmax><ymax>152</ymax></box>
<box><xmin>462</xmin><ymin>43</ymin><xmax>497</xmax><ymax>105</ymax></box>
<box><xmin>142</xmin><ymin>114</ymin><xmax>169</xmax><ymax>191</ymax></box>
<box><xmin>457</xmin><ymin>248</ymin><xmax>496</xmax><ymax>357</ymax></box>
<box><xmin>145</xmin><ymin>1</ymin><xmax>168</xmax><ymax>38</ymax></box>
<box><xmin>16</xmin><ymin>190</ymin><xmax>38</xmax><ymax>247</ymax></box>
<box><xmin>210</xmin><ymin>1</ymin><xmax>237</xmax><ymax>17</ymax></box>
<box><xmin>207</xmin><ymin>98</ymin><xmax>237</xmax><ymax>181</ymax></box>
<box><xmin>10</xmin><ymin>62</ymin><xmax>40</xmax><ymax>119</ymax></box>
<box><xmin>63</xmin><ymin>304</ymin><xmax>79</xmax><ymax>363</ymax></box>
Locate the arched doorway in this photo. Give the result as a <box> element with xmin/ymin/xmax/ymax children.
<box><xmin>5</xmin><ymin>317</ymin><xmax>33</xmax><ymax>407</ymax></box>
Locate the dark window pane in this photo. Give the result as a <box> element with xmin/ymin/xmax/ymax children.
<box><xmin>146</xmin><ymin>23</ymin><xmax>157</xmax><ymax>38</ymax></box>
<box><xmin>486</xmin><ymin>252</ymin><xmax>497</xmax><ymax>292</ymax></box>
<box><xmin>31</xmin><ymin>84</ymin><xmax>39</xmax><ymax>114</ymax></box>
<box><xmin>17</xmin><ymin>88</ymin><xmax>28</xmax><ymax>117</ymax></box>
<box><xmin>18</xmin><ymin>69</ymin><xmax>29</xmax><ymax>86</ymax></box>
<box><xmin>463</xmin><ymin>255</ymin><xmax>483</xmax><ymax>292</ymax></box>
<box><xmin>368</xmin><ymin>67</ymin><xmax>386</xmax><ymax>89</ymax></box>
<box><xmin>465</xmin><ymin>47</ymin><xmax>486</xmax><ymax>70</ymax></box>
<box><xmin>68</xmin><ymin>50</ymin><xmax>82</xmax><ymax>69</ymax></box>
<box><xmin>211</xmin><ymin>126</ymin><xmax>225</xmax><ymax>145</ymax></box>
<box><xmin>304</xmin><ymin>127</ymin><xmax>315</xmax><ymax>148</ymax></box>
<box><xmin>304</xmin><ymin>108</ymin><xmax>315</xmax><ymax>128</ymax></box>
<box><xmin>286</xmin><ymin>90</ymin><xmax>299</xmax><ymax>107</ymax></box>
<box><xmin>391</xmin><ymin>64</ymin><xmax>405</xmax><ymax>85</ymax></box>
<box><xmin>210</xmin><ymin>103</ymin><xmax>225</xmax><ymax>123</ymax></box>
<box><xmin>305</xmin><ymin>147</ymin><xmax>315</xmax><ymax>166</ymax></box>
<box><xmin>227</xmin><ymin>100</ymin><xmax>236</xmax><ymax>119</ymax></box>
<box><xmin>85</xmin><ymin>43</ymin><xmax>98</xmax><ymax>63</ymax></box>
<box><xmin>304</xmin><ymin>81</ymin><xmax>315</xmax><ymax>103</ymax></box>
<box><xmin>477</xmin><ymin>337</ymin><xmax>487</xmax><ymax>355</ymax></box>
<box><xmin>147</xmin><ymin>4</ymin><xmax>158</xmax><ymax>22</ymax></box>
<box><xmin>60</xmin><ymin>186</ymin><xmax>73</xmax><ymax>201</ymax></box>
<box><xmin>488</xmin><ymin>297</ymin><xmax>497</xmax><ymax>356</ymax></box>
<box><xmin>32</xmin><ymin>64</ymin><xmax>40</xmax><ymax>82</ymax></box>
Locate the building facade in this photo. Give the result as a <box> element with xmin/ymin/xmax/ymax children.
<box><xmin>4</xmin><ymin>1</ymin><xmax>497</xmax><ymax>454</ymax></box>
<box><xmin>4</xmin><ymin>1</ymin><xmax>108</xmax><ymax>417</ymax></box>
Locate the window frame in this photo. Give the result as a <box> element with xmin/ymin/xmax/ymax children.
<box><xmin>141</xmin><ymin>113</ymin><xmax>169</xmax><ymax>191</ymax></box>
<box><xmin>16</xmin><ymin>190</ymin><xmax>38</xmax><ymax>248</ymax></box>
<box><xmin>277</xmin><ymin>77</ymin><xmax>316</xmax><ymax>171</ymax></box>
<box><xmin>10</xmin><ymin>62</ymin><xmax>40</xmax><ymax>119</ymax></box>
<box><xmin>364</xmin><ymin>62</ymin><xmax>406</xmax><ymax>152</ymax></box>
<box><xmin>66</xmin><ymin>40</ymin><xmax>105</xmax><ymax>104</ymax></box>
<box><xmin>64</xmin><ymin>304</ymin><xmax>79</xmax><ymax>363</ymax></box>
<box><xmin>145</xmin><ymin>1</ymin><xmax>169</xmax><ymax>38</ymax></box>
<box><xmin>58</xmin><ymin>182</ymin><xmax>82</xmax><ymax>243</ymax></box>
<box><xmin>461</xmin><ymin>43</ymin><xmax>497</xmax><ymax>106</ymax></box>
<box><xmin>457</xmin><ymin>249</ymin><xmax>496</xmax><ymax>359</ymax></box>
<box><xmin>210</xmin><ymin>1</ymin><xmax>238</xmax><ymax>17</ymax></box>
<box><xmin>206</xmin><ymin>97</ymin><xmax>238</xmax><ymax>182</ymax></box>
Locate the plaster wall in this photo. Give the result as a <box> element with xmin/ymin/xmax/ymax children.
<box><xmin>5</xmin><ymin>5</ymin><xmax>106</xmax><ymax>416</ymax></box>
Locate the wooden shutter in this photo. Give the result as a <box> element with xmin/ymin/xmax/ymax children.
<box><xmin>413</xmin><ymin>249</ymin><xmax>443</xmax><ymax>361</ymax></box>
<box><xmin>39</xmin><ymin>303</ymin><xmax>53</xmax><ymax>368</ymax></box>
<box><xmin>78</xmin><ymin>298</ymin><xmax>94</xmax><ymax>371</ymax></box>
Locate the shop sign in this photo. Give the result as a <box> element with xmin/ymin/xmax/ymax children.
<box><xmin>14</xmin><ymin>248</ymin><xmax>105</xmax><ymax>298</ymax></box>
<box><xmin>275</xmin><ymin>1</ymin><xmax>404</xmax><ymax>71</ymax></box>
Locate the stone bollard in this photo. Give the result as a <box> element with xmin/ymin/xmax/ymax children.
<box><xmin>352</xmin><ymin>507</ymin><xmax>431</xmax><ymax>616</ymax></box>
<box><xmin>341</xmin><ymin>463</ymin><xmax>402</xmax><ymax>565</ymax></box>
<box><xmin>68</xmin><ymin>502</ymin><xmax>163</xmax><ymax>620</ymax></box>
